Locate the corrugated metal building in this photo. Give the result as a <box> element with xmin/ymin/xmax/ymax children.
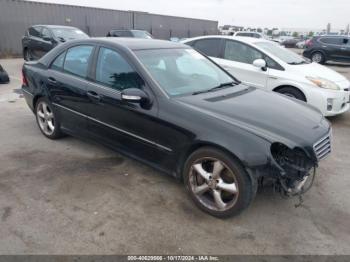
<box><xmin>0</xmin><ymin>0</ymin><xmax>218</xmax><ymax>56</ymax></box>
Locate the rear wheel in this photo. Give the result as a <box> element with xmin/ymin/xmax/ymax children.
<box><xmin>183</xmin><ymin>147</ymin><xmax>256</xmax><ymax>218</ymax></box>
<box><xmin>35</xmin><ymin>98</ymin><xmax>64</xmax><ymax>139</ymax></box>
<box><xmin>311</xmin><ymin>52</ymin><xmax>325</xmax><ymax>64</ymax></box>
<box><xmin>276</xmin><ymin>86</ymin><xmax>306</xmax><ymax>102</ymax></box>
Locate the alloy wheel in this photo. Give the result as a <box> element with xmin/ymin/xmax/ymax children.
<box><xmin>311</xmin><ymin>53</ymin><xmax>322</xmax><ymax>63</ymax></box>
<box><xmin>188</xmin><ymin>157</ymin><xmax>239</xmax><ymax>211</ymax></box>
<box><xmin>36</xmin><ymin>101</ymin><xmax>55</xmax><ymax>136</ymax></box>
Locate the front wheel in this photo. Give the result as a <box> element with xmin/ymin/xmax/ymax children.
<box><xmin>276</xmin><ymin>87</ymin><xmax>306</xmax><ymax>102</ymax></box>
<box><xmin>183</xmin><ymin>147</ymin><xmax>257</xmax><ymax>218</ymax></box>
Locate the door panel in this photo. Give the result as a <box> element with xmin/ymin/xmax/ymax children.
<box><xmin>38</xmin><ymin>28</ymin><xmax>54</xmax><ymax>57</ymax></box>
<box><xmin>214</xmin><ymin>40</ymin><xmax>269</xmax><ymax>89</ymax></box>
<box><xmin>28</xmin><ymin>26</ymin><xmax>43</xmax><ymax>60</ymax></box>
<box><xmin>86</xmin><ymin>47</ymin><xmax>173</xmax><ymax>168</ymax></box>
<box><xmin>47</xmin><ymin>70</ymin><xmax>90</xmax><ymax>133</ymax></box>
<box><xmin>46</xmin><ymin>45</ymin><xmax>95</xmax><ymax>133</ymax></box>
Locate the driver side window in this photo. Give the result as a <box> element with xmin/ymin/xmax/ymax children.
<box><xmin>224</xmin><ymin>40</ymin><xmax>263</xmax><ymax>64</ymax></box>
<box><xmin>95</xmin><ymin>47</ymin><xmax>144</xmax><ymax>91</ymax></box>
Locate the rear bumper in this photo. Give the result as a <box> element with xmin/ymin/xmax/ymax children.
<box><xmin>22</xmin><ymin>86</ymin><xmax>35</xmax><ymax>112</ymax></box>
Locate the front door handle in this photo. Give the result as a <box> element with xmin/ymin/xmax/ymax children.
<box><xmin>87</xmin><ymin>90</ymin><xmax>101</xmax><ymax>101</ymax></box>
<box><xmin>48</xmin><ymin>77</ymin><xmax>57</xmax><ymax>84</ymax></box>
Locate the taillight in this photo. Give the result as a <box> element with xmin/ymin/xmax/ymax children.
<box><xmin>305</xmin><ymin>39</ymin><xmax>312</xmax><ymax>47</ymax></box>
<box><xmin>22</xmin><ymin>69</ymin><xmax>28</xmax><ymax>86</ymax></box>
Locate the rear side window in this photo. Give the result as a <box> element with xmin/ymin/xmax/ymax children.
<box><xmin>193</xmin><ymin>39</ymin><xmax>222</xmax><ymax>58</ymax></box>
<box><xmin>224</xmin><ymin>40</ymin><xmax>263</xmax><ymax>64</ymax></box>
<box><xmin>28</xmin><ymin>27</ymin><xmax>41</xmax><ymax>37</ymax></box>
<box><xmin>319</xmin><ymin>37</ymin><xmax>343</xmax><ymax>45</ymax></box>
<box><xmin>95</xmin><ymin>47</ymin><xmax>144</xmax><ymax>91</ymax></box>
<box><xmin>63</xmin><ymin>45</ymin><xmax>94</xmax><ymax>78</ymax></box>
<box><xmin>51</xmin><ymin>52</ymin><xmax>66</xmax><ymax>71</ymax></box>
<box><xmin>111</xmin><ymin>30</ymin><xmax>132</xmax><ymax>37</ymax></box>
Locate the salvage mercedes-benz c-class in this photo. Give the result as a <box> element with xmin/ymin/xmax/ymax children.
<box><xmin>22</xmin><ymin>38</ymin><xmax>331</xmax><ymax>217</ymax></box>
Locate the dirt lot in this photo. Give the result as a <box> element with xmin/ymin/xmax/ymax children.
<box><xmin>0</xmin><ymin>57</ymin><xmax>349</xmax><ymax>255</ymax></box>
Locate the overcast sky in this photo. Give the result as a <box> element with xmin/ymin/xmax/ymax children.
<box><xmin>31</xmin><ymin>0</ymin><xmax>350</xmax><ymax>30</ymax></box>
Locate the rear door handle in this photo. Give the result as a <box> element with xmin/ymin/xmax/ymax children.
<box><xmin>87</xmin><ymin>90</ymin><xmax>101</xmax><ymax>101</ymax></box>
<box><xmin>48</xmin><ymin>77</ymin><xmax>57</xmax><ymax>84</ymax></box>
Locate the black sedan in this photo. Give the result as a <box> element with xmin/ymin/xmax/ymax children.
<box><xmin>22</xmin><ymin>25</ymin><xmax>89</xmax><ymax>61</ymax></box>
<box><xmin>22</xmin><ymin>38</ymin><xmax>331</xmax><ymax>217</ymax></box>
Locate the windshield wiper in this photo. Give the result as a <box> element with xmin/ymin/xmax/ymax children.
<box><xmin>192</xmin><ymin>82</ymin><xmax>236</xmax><ymax>95</ymax></box>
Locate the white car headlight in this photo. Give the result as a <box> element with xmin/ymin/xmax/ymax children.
<box><xmin>306</xmin><ymin>76</ymin><xmax>340</xmax><ymax>90</ymax></box>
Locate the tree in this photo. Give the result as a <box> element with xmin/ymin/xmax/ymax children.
<box><xmin>308</xmin><ymin>31</ymin><xmax>314</xmax><ymax>37</ymax></box>
<box><xmin>292</xmin><ymin>31</ymin><xmax>299</xmax><ymax>37</ymax></box>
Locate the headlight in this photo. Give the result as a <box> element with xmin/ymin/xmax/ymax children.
<box><xmin>270</xmin><ymin>143</ymin><xmax>314</xmax><ymax>174</ymax></box>
<box><xmin>306</xmin><ymin>76</ymin><xmax>340</xmax><ymax>90</ymax></box>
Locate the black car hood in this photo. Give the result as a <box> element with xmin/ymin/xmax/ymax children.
<box><xmin>175</xmin><ymin>85</ymin><xmax>330</xmax><ymax>147</ymax></box>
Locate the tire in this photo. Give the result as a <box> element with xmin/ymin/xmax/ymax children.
<box><xmin>276</xmin><ymin>86</ymin><xmax>306</xmax><ymax>102</ymax></box>
<box><xmin>311</xmin><ymin>51</ymin><xmax>325</xmax><ymax>64</ymax></box>
<box><xmin>35</xmin><ymin>97</ymin><xmax>64</xmax><ymax>139</ymax></box>
<box><xmin>183</xmin><ymin>147</ymin><xmax>257</xmax><ymax>218</ymax></box>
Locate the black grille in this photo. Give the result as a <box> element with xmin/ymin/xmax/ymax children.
<box><xmin>313</xmin><ymin>133</ymin><xmax>331</xmax><ymax>161</ymax></box>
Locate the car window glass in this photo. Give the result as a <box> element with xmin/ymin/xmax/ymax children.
<box><xmin>224</xmin><ymin>40</ymin><xmax>263</xmax><ymax>64</ymax></box>
<box><xmin>29</xmin><ymin>27</ymin><xmax>41</xmax><ymax>37</ymax></box>
<box><xmin>63</xmin><ymin>45</ymin><xmax>94</xmax><ymax>78</ymax></box>
<box><xmin>193</xmin><ymin>39</ymin><xmax>221</xmax><ymax>58</ymax></box>
<box><xmin>264</xmin><ymin>56</ymin><xmax>280</xmax><ymax>69</ymax></box>
<box><xmin>96</xmin><ymin>47</ymin><xmax>144</xmax><ymax>91</ymax></box>
<box><xmin>51</xmin><ymin>51</ymin><xmax>66</xmax><ymax>71</ymax></box>
<box><xmin>176</xmin><ymin>54</ymin><xmax>219</xmax><ymax>80</ymax></box>
<box><xmin>319</xmin><ymin>37</ymin><xmax>342</xmax><ymax>45</ymax></box>
<box><xmin>136</xmin><ymin>48</ymin><xmax>234</xmax><ymax>97</ymax></box>
<box><xmin>112</xmin><ymin>31</ymin><xmax>132</xmax><ymax>37</ymax></box>
<box><xmin>41</xmin><ymin>28</ymin><xmax>51</xmax><ymax>39</ymax></box>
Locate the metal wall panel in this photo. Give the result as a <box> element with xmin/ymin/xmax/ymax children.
<box><xmin>0</xmin><ymin>0</ymin><xmax>218</xmax><ymax>56</ymax></box>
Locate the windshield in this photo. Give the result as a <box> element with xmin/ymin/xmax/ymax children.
<box><xmin>132</xmin><ymin>30</ymin><xmax>153</xmax><ymax>39</ymax></box>
<box><xmin>136</xmin><ymin>48</ymin><xmax>235</xmax><ymax>97</ymax></box>
<box><xmin>51</xmin><ymin>28</ymin><xmax>89</xmax><ymax>40</ymax></box>
<box><xmin>255</xmin><ymin>41</ymin><xmax>307</xmax><ymax>64</ymax></box>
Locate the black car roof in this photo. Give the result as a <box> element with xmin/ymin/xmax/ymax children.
<box><xmin>39</xmin><ymin>37</ymin><xmax>190</xmax><ymax>66</ymax></box>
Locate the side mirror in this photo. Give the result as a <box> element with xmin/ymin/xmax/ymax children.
<box><xmin>253</xmin><ymin>59</ymin><xmax>267</xmax><ymax>71</ymax></box>
<box><xmin>121</xmin><ymin>88</ymin><xmax>150</xmax><ymax>104</ymax></box>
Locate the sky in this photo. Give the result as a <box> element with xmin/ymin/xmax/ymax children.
<box><xmin>30</xmin><ymin>0</ymin><xmax>350</xmax><ymax>30</ymax></box>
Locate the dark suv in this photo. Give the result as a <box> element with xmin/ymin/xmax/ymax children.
<box><xmin>106</xmin><ymin>29</ymin><xmax>153</xmax><ymax>39</ymax></box>
<box><xmin>22</xmin><ymin>25</ymin><xmax>89</xmax><ymax>61</ymax></box>
<box><xmin>303</xmin><ymin>35</ymin><xmax>350</xmax><ymax>64</ymax></box>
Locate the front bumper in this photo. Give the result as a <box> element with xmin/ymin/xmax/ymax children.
<box><xmin>305</xmin><ymin>84</ymin><xmax>350</xmax><ymax>116</ymax></box>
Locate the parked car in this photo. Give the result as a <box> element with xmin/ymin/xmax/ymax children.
<box><xmin>106</xmin><ymin>29</ymin><xmax>153</xmax><ymax>39</ymax></box>
<box><xmin>281</xmin><ymin>38</ymin><xmax>301</xmax><ymax>48</ymax></box>
<box><xmin>22</xmin><ymin>25</ymin><xmax>89</xmax><ymax>61</ymax></box>
<box><xmin>233</xmin><ymin>31</ymin><xmax>263</xmax><ymax>39</ymax></box>
<box><xmin>22</xmin><ymin>38</ymin><xmax>331</xmax><ymax>217</ymax></box>
<box><xmin>182</xmin><ymin>36</ymin><xmax>350</xmax><ymax>116</ymax></box>
<box><xmin>303</xmin><ymin>35</ymin><xmax>350</xmax><ymax>64</ymax></box>
<box><xmin>296</xmin><ymin>40</ymin><xmax>306</xmax><ymax>49</ymax></box>
<box><xmin>0</xmin><ymin>64</ymin><xmax>10</xmax><ymax>84</ymax></box>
